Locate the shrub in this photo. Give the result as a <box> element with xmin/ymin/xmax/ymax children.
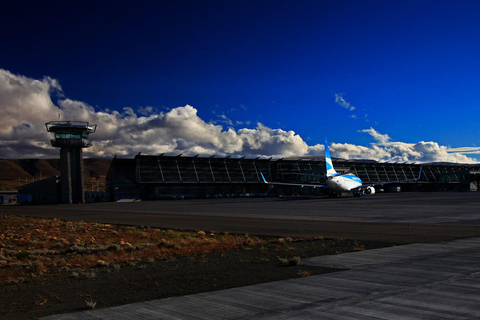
<box><xmin>277</xmin><ymin>256</ymin><xmax>288</xmax><ymax>265</ymax></box>
<box><xmin>85</xmin><ymin>298</ymin><xmax>97</xmax><ymax>309</ymax></box>
<box><xmin>289</xmin><ymin>256</ymin><xmax>301</xmax><ymax>266</ymax></box>
<box><xmin>298</xmin><ymin>270</ymin><xmax>311</xmax><ymax>277</ymax></box>
<box><xmin>278</xmin><ymin>256</ymin><xmax>301</xmax><ymax>266</ymax></box>
<box><xmin>35</xmin><ymin>296</ymin><xmax>48</xmax><ymax>306</ymax></box>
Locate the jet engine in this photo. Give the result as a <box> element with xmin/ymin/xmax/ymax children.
<box><xmin>365</xmin><ymin>186</ymin><xmax>376</xmax><ymax>195</ymax></box>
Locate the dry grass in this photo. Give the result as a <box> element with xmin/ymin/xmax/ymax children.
<box><xmin>277</xmin><ymin>256</ymin><xmax>301</xmax><ymax>266</ymax></box>
<box><xmin>0</xmin><ymin>214</ymin><xmax>265</xmax><ymax>285</ymax></box>
<box><xmin>297</xmin><ymin>270</ymin><xmax>312</xmax><ymax>277</ymax></box>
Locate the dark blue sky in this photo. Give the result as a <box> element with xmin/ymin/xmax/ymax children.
<box><xmin>2</xmin><ymin>0</ymin><xmax>480</xmax><ymax>160</ymax></box>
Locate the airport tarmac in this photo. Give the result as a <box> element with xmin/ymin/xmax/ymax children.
<box><xmin>5</xmin><ymin>192</ymin><xmax>480</xmax><ymax>243</ymax></box>
<box><xmin>4</xmin><ymin>191</ymin><xmax>480</xmax><ymax>319</ymax></box>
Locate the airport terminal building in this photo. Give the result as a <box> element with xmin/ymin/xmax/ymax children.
<box><xmin>106</xmin><ymin>154</ymin><xmax>480</xmax><ymax>201</ymax></box>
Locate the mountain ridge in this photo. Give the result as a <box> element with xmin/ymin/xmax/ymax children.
<box><xmin>0</xmin><ymin>159</ymin><xmax>112</xmax><ymax>190</ymax></box>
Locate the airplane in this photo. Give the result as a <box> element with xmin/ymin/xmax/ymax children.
<box><xmin>260</xmin><ymin>138</ymin><xmax>422</xmax><ymax>198</ymax></box>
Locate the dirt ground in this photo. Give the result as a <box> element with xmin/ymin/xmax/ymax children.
<box><xmin>1</xmin><ymin>229</ymin><xmax>389</xmax><ymax>320</ymax></box>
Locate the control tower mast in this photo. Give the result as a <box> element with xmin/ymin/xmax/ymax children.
<box><xmin>45</xmin><ymin>121</ymin><xmax>97</xmax><ymax>204</ymax></box>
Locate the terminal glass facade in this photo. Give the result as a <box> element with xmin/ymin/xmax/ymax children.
<box><xmin>107</xmin><ymin>154</ymin><xmax>479</xmax><ymax>200</ymax></box>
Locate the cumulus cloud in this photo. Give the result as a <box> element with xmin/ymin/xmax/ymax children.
<box><xmin>0</xmin><ymin>69</ymin><xmax>311</xmax><ymax>158</ymax></box>
<box><xmin>355</xmin><ymin>128</ymin><xmax>477</xmax><ymax>163</ymax></box>
<box><xmin>0</xmin><ymin>69</ymin><xmax>62</xmax><ymax>157</ymax></box>
<box><xmin>0</xmin><ymin>69</ymin><xmax>477</xmax><ymax>164</ymax></box>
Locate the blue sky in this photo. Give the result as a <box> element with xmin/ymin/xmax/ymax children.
<box><xmin>1</xmin><ymin>0</ymin><xmax>480</xmax><ymax>162</ymax></box>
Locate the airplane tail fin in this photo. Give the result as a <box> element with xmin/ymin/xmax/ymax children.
<box><xmin>324</xmin><ymin>138</ymin><xmax>338</xmax><ymax>177</ymax></box>
<box><xmin>260</xmin><ymin>172</ymin><xmax>268</xmax><ymax>183</ymax></box>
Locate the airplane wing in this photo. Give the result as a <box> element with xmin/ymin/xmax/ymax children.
<box><xmin>260</xmin><ymin>172</ymin><xmax>330</xmax><ymax>189</ymax></box>
<box><xmin>291</xmin><ymin>172</ymin><xmax>327</xmax><ymax>178</ymax></box>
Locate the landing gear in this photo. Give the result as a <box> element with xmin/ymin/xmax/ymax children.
<box><xmin>328</xmin><ymin>191</ymin><xmax>342</xmax><ymax>198</ymax></box>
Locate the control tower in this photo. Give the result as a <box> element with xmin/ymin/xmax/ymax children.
<box><xmin>45</xmin><ymin>121</ymin><xmax>97</xmax><ymax>204</ymax></box>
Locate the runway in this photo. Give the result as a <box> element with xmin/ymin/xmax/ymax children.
<box><xmin>5</xmin><ymin>192</ymin><xmax>480</xmax><ymax>244</ymax></box>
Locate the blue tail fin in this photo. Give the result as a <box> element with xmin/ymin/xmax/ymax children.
<box><xmin>324</xmin><ymin>138</ymin><xmax>338</xmax><ymax>177</ymax></box>
<box><xmin>260</xmin><ymin>172</ymin><xmax>268</xmax><ymax>183</ymax></box>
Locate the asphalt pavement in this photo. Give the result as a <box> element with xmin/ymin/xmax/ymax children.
<box><xmin>4</xmin><ymin>192</ymin><xmax>480</xmax><ymax>243</ymax></box>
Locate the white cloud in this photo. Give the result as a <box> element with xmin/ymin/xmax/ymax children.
<box><xmin>213</xmin><ymin>114</ymin><xmax>233</xmax><ymax>126</ymax></box>
<box><xmin>447</xmin><ymin>147</ymin><xmax>480</xmax><ymax>155</ymax></box>
<box><xmin>335</xmin><ymin>93</ymin><xmax>356</xmax><ymax>111</ymax></box>
<box><xmin>0</xmin><ymin>69</ymin><xmax>62</xmax><ymax>157</ymax></box>
<box><xmin>303</xmin><ymin>127</ymin><xmax>478</xmax><ymax>163</ymax></box>
<box><xmin>0</xmin><ymin>69</ymin><xmax>477</xmax><ymax>164</ymax></box>
<box><xmin>0</xmin><ymin>69</ymin><xmax>311</xmax><ymax>158</ymax></box>
<box><xmin>137</xmin><ymin>106</ymin><xmax>156</xmax><ymax>116</ymax></box>
<box><xmin>356</xmin><ymin>127</ymin><xmax>477</xmax><ymax>163</ymax></box>
<box><xmin>360</xmin><ymin>128</ymin><xmax>391</xmax><ymax>145</ymax></box>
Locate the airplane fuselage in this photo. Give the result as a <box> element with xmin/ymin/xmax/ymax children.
<box><xmin>326</xmin><ymin>174</ymin><xmax>362</xmax><ymax>192</ymax></box>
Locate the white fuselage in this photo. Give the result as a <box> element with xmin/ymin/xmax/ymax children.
<box><xmin>326</xmin><ymin>174</ymin><xmax>362</xmax><ymax>192</ymax></box>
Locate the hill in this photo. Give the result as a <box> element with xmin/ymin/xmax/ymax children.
<box><xmin>0</xmin><ymin>159</ymin><xmax>112</xmax><ymax>190</ymax></box>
